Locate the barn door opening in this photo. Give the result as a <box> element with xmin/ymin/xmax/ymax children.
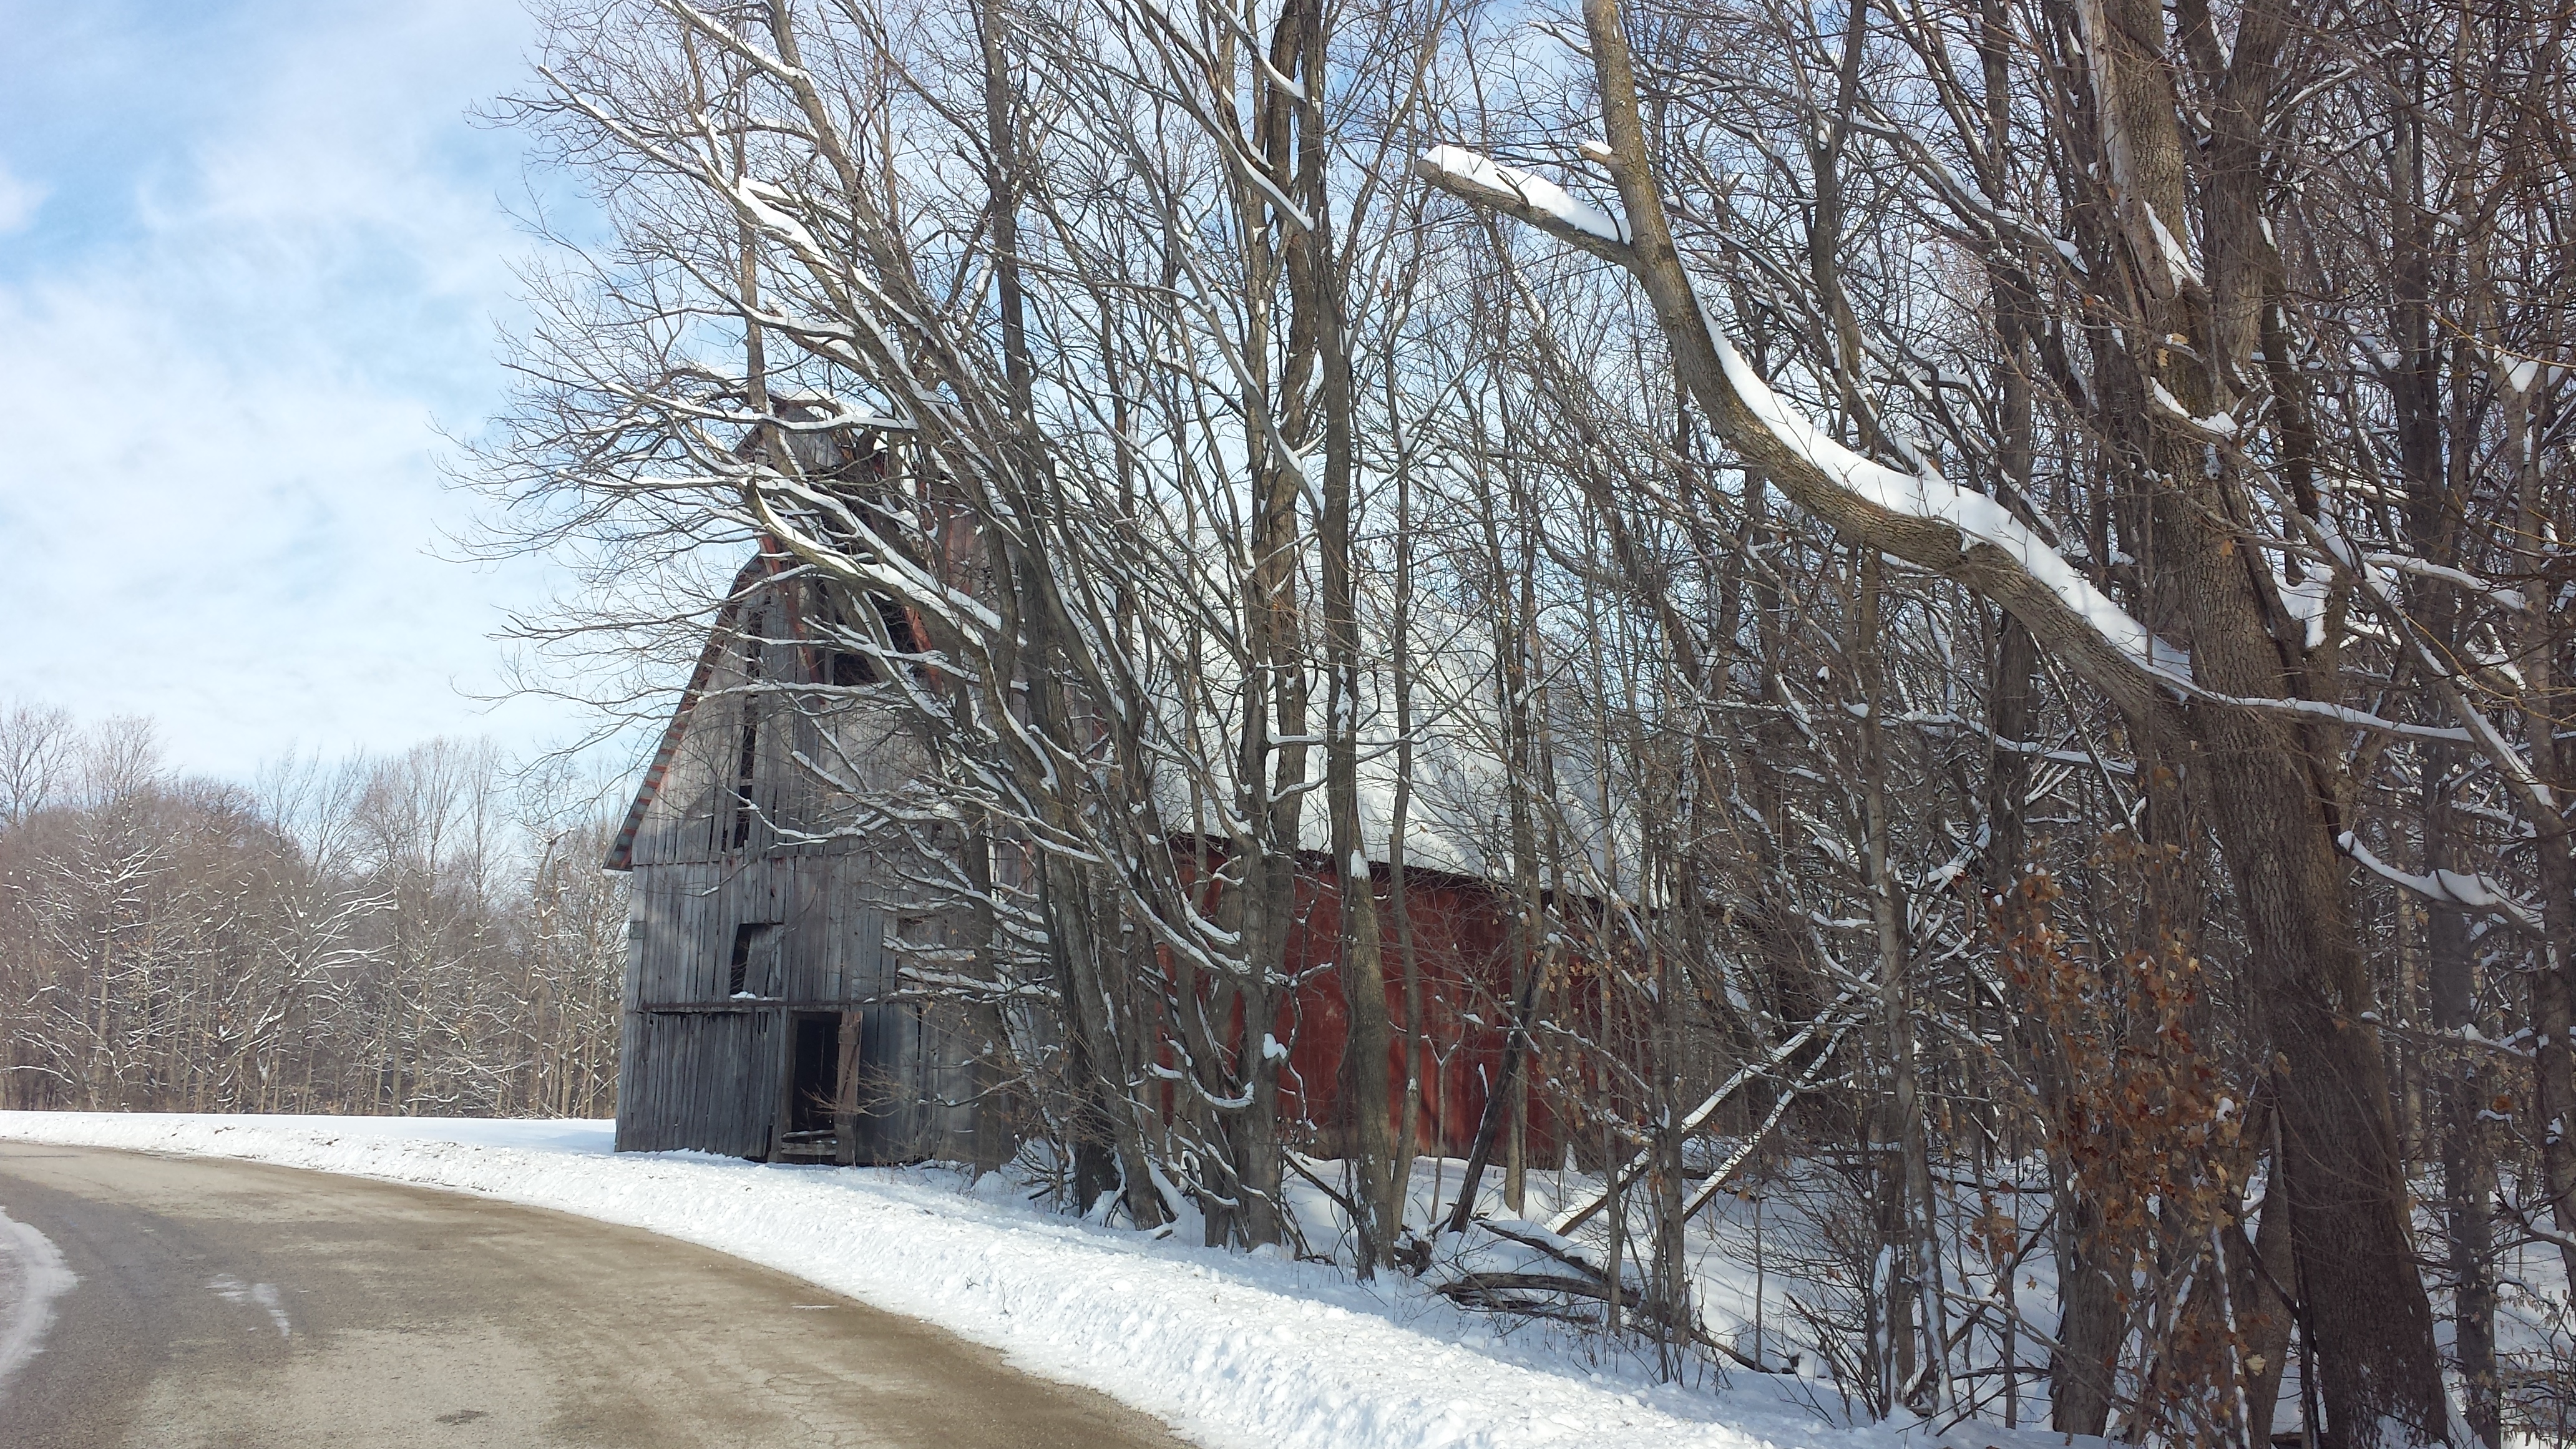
<box><xmin>785</xmin><ymin>1011</ymin><xmax>841</xmax><ymax>1152</ymax></box>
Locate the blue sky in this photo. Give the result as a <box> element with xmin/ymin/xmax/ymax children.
<box><xmin>0</xmin><ymin>0</ymin><xmax>617</xmax><ymax>781</ymax></box>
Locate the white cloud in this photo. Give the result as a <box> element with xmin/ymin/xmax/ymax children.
<box><xmin>0</xmin><ymin>162</ymin><xmax>41</xmax><ymax>234</ymax></box>
<box><xmin>0</xmin><ymin>0</ymin><xmax>619</xmax><ymax>783</ymax></box>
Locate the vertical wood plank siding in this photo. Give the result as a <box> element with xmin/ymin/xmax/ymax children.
<box><xmin>612</xmin><ymin>572</ymin><xmax>973</xmax><ymax>1163</ymax></box>
<box><xmin>619</xmin><ymin>849</ymin><xmax>965</xmax><ymax>1162</ymax></box>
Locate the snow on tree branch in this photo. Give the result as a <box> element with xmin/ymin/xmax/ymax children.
<box><xmin>1415</xmin><ymin>140</ymin><xmax>2180</xmax><ymax>716</ymax></box>
<box><xmin>1413</xmin><ymin>147</ymin><xmax>1631</xmax><ymax>251</ymax></box>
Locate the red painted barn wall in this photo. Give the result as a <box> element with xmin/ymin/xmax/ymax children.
<box><xmin>1222</xmin><ymin>864</ymin><xmax>1564</xmax><ymax>1161</ymax></box>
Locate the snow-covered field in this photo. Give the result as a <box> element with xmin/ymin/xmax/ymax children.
<box><xmin>0</xmin><ymin>1110</ymin><xmax>2047</xmax><ymax>1449</ymax></box>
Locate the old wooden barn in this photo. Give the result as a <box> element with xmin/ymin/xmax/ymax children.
<box><xmin>605</xmin><ymin>426</ymin><xmax>1571</xmax><ymax>1167</ymax></box>
<box><xmin>605</xmin><ymin>543</ymin><xmax>982</xmax><ymax>1165</ymax></box>
<box><xmin>604</xmin><ymin>577</ymin><xmax>1573</xmax><ymax>1168</ymax></box>
<box><xmin>605</xmin><ymin>549</ymin><xmax>1563</xmax><ymax>1164</ymax></box>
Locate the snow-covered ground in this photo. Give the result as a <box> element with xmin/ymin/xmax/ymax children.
<box><xmin>1</xmin><ymin>1110</ymin><xmax>2052</xmax><ymax>1449</ymax></box>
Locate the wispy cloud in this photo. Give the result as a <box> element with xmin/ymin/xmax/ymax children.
<box><xmin>0</xmin><ymin>0</ymin><xmax>612</xmax><ymax>781</ymax></box>
<box><xmin>0</xmin><ymin>162</ymin><xmax>42</xmax><ymax>234</ymax></box>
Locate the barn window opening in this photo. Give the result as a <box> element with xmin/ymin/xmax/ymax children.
<box><xmin>876</xmin><ymin>595</ymin><xmax>921</xmax><ymax>658</ymax></box>
<box><xmin>731</xmin><ymin>706</ymin><xmax>759</xmax><ymax>849</ymax></box>
<box><xmin>819</xmin><ymin>590</ymin><xmax>922</xmax><ymax>688</ymax></box>
<box><xmin>732</xmin><ymin>609</ymin><xmax>766</xmax><ymax>850</ymax></box>
<box><xmin>726</xmin><ymin>922</ymin><xmax>774</xmax><ymax>997</ymax></box>
<box><xmin>817</xmin><ymin>589</ymin><xmax>869</xmax><ymax>687</ymax></box>
<box><xmin>890</xmin><ymin>915</ymin><xmax>929</xmax><ymax>985</ymax></box>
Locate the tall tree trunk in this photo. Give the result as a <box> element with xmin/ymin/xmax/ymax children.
<box><xmin>2085</xmin><ymin>0</ymin><xmax>2447</xmax><ymax>1425</ymax></box>
<box><xmin>1858</xmin><ymin>549</ymin><xmax>1943</xmax><ymax>1411</ymax></box>
<box><xmin>1289</xmin><ymin>0</ymin><xmax>1398</xmax><ymax>1276</ymax></box>
<box><xmin>2505</xmin><ymin>374</ymin><xmax>2576</xmax><ymax>1294</ymax></box>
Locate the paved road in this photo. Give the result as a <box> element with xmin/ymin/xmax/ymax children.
<box><xmin>0</xmin><ymin>1143</ymin><xmax>1189</xmax><ymax>1449</ymax></box>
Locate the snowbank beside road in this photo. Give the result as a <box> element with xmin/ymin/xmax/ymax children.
<box><xmin>0</xmin><ymin>1111</ymin><xmax>1978</xmax><ymax>1449</ymax></box>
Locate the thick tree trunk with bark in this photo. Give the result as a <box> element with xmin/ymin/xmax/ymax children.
<box><xmin>2087</xmin><ymin>0</ymin><xmax>2447</xmax><ymax>1433</ymax></box>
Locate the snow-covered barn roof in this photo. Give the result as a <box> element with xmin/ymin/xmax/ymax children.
<box><xmin>608</xmin><ymin>550</ymin><xmax>1639</xmax><ymax>900</ymax></box>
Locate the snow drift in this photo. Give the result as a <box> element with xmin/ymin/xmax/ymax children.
<box><xmin>0</xmin><ymin>1110</ymin><xmax>2061</xmax><ymax>1449</ymax></box>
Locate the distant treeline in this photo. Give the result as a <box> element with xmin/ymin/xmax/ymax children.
<box><xmin>0</xmin><ymin>701</ymin><xmax>627</xmax><ymax>1118</ymax></box>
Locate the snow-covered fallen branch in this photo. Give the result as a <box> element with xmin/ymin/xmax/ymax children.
<box><xmin>1549</xmin><ymin>985</ymin><xmax>1866</xmax><ymax>1237</ymax></box>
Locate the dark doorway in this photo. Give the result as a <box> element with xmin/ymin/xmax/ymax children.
<box><xmin>789</xmin><ymin>1012</ymin><xmax>841</xmax><ymax>1136</ymax></box>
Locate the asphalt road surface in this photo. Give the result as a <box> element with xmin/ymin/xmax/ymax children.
<box><xmin>0</xmin><ymin>1143</ymin><xmax>1190</xmax><ymax>1449</ymax></box>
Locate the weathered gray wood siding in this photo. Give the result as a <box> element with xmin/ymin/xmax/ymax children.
<box><xmin>624</xmin><ymin>856</ymin><xmax>924</xmax><ymax>1008</ymax></box>
<box><xmin>614</xmin><ymin>572</ymin><xmax>975</xmax><ymax>1161</ymax></box>
<box><xmin>615</xmin><ymin>1009</ymin><xmax>782</xmax><ymax>1156</ymax></box>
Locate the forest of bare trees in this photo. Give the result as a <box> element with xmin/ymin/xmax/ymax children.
<box><xmin>453</xmin><ymin>0</ymin><xmax>2576</xmax><ymax>1443</ymax></box>
<box><xmin>0</xmin><ymin>701</ymin><xmax>627</xmax><ymax>1121</ymax></box>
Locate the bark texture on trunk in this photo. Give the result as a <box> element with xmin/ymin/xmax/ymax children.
<box><xmin>2086</xmin><ymin>0</ymin><xmax>2447</xmax><ymax>1435</ymax></box>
